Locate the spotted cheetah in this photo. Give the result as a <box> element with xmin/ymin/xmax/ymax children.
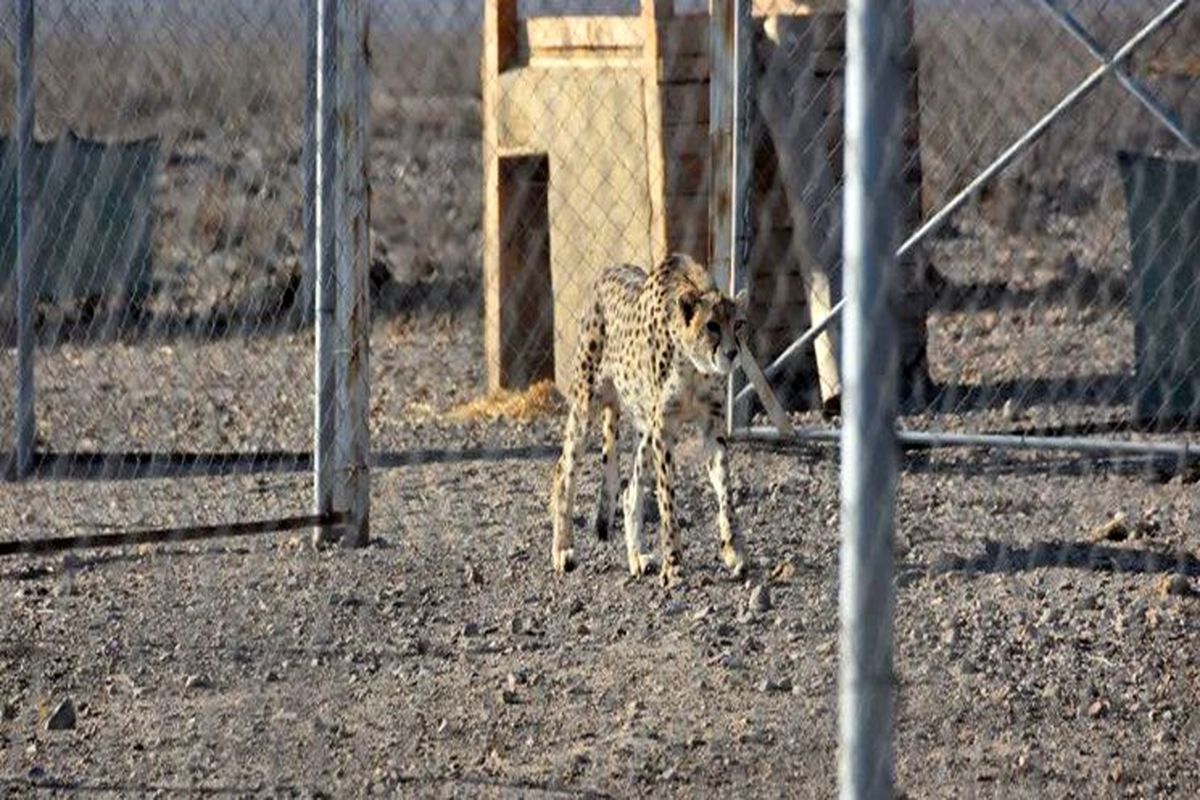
<box><xmin>550</xmin><ymin>253</ymin><xmax>748</xmax><ymax>586</ymax></box>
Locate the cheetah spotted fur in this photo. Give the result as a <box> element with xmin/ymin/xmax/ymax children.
<box><xmin>550</xmin><ymin>253</ymin><xmax>748</xmax><ymax>586</ymax></box>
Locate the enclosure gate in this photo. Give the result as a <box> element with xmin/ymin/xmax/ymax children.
<box><xmin>722</xmin><ymin>0</ymin><xmax>1198</xmax><ymax>466</ymax></box>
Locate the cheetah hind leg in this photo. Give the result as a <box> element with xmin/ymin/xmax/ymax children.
<box><xmin>590</xmin><ymin>402</ymin><xmax>620</xmax><ymax>542</ymax></box>
<box><xmin>551</xmin><ymin>397</ymin><xmax>592</xmax><ymax>574</ymax></box>
<box><xmin>623</xmin><ymin>431</ymin><xmax>657</xmax><ymax>577</ymax></box>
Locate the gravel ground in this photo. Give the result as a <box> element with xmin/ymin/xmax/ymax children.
<box><xmin>4</xmin><ymin>13</ymin><xmax>1200</xmax><ymax>795</ymax></box>
<box><xmin>2</xmin><ymin>414</ymin><xmax>1199</xmax><ymax>797</ymax></box>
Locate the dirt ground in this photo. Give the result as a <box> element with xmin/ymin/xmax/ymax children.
<box><xmin>2</xmin><ymin>315</ymin><xmax>1200</xmax><ymax>798</ymax></box>
<box><xmin>3</xmin><ymin>5</ymin><xmax>1200</xmax><ymax>796</ymax></box>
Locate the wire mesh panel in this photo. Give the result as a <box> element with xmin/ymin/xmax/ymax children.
<box><xmin>1</xmin><ymin>0</ymin><xmax>1199</xmax><ymax>796</ymax></box>
<box><xmin>0</xmin><ymin>1</ymin><xmax>316</xmax><ymax>532</ymax></box>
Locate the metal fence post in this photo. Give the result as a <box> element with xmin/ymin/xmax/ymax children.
<box><xmin>313</xmin><ymin>0</ymin><xmax>338</xmax><ymax>544</ymax></box>
<box><xmin>334</xmin><ymin>0</ymin><xmax>371</xmax><ymax>547</ymax></box>
<box><xmin>709</xmin><ymin>0</ymin><xmax>753</xmax><ymax>433</ymax></box>
<box><xmin>14</xmin><ymin>0</ymin><xmax>36</xmax><ymax>480</ymax></box>
<box><xmin>839</xmin><ymin>0</ymin><xmax>903</xmax><ymax>797</ymax></box>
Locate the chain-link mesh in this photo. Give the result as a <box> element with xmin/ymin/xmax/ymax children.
<box><xmin>1</xmin><ymin>0</ymin><xmax>1198</xmax><ymax>795</ymax></box>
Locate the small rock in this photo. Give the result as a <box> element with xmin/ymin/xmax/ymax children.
<box><xmin>1087</xmin><ymin>699</ymin><xmax>1109</xmax><ymax>718</ymax></box>
<box><xmin>758</xmin><ymin>676</ymin><xmax>793</xmax><ymax>693</ymax></box>
<box><xmin>45</xmin><ymin>698</ymin><xmax>76</xmax><ymax>731</ymax></box>
<box><xmin>568</xmin><ymin>598</ymin><xmax>585</xmax><ymax>617</ymax></box>
<box><xmin>498</xmin><ymin>688</ymin><xmax>519</xmax><ymax>705</ymax></box>
<box><xmin>1156</xmin><ymin>574</ymin><xmax>1193</xmax><ymax>598</ymax></box>
<box><xmin>1001</xmin><ymin>399</ymin><xmax>1019</xmax><ymax>421</ymax></box>
<box><xmin>663</xmin><ymin>600</ymin><xmax>687</xmax><ymax>617</ymax></box>
<box><xmin>184</xmin><ymin>674</ymin><xmax>211</xmax><ymax>691</ymax></box>
<box><xmin>748</xmin><ymin>584</ymin><xmax>772</xmax><ymax>614</ymax></box>
<box><xmin>1089</xmin><ymin>513</ymin><xmax>1129</xmax><ymax>543</ymax></box>
<box><xmin>461</xmin><ymin>622</ymin><xmax>481</xmax><ymax>638</ymax></box>
<box><xmin>768</xmin><ymin>560</ymin><xmax>796</xmax><ymax>584</ymax></box>
<box><xmin>463</xmin><ymin>562</ymin><xmax>484</xmax><ymax>586</ymax></box>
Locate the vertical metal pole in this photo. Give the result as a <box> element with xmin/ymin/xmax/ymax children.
<box><xmin>313</xmin><ymin>0</ymin><xmax>338</xmax><ymax>544</ymax></box>
<box><xmin>334</xmin><ymin>0</ymin><xmax>371</xmax><ymax>547</ymax></box>
<box><xmin>300</xmin><ymin>0</ymin><xmax>318</xmax><ymax>325</ymax></box>
<box><xmin>14</xmin><ymin>0</ymin><xmax>36</xmax><ymax>480</ymax></box>
<box><xmin>710</xmin><ymin>0</ymin><xmax>753</xmax><ymax>433</ymax></box>
<box><xmin>839</xmin><ymin>0</ymin><xmax>903</xmax><ymax>797</ymax></box>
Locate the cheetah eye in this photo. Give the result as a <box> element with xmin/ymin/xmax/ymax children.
<box><xmin>705</xmin><ymin>321</ymin><xmax>721</xmax><ymax>334</ymax></box>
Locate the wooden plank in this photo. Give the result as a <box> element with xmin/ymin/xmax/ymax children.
<box><xmin>660</xmin><ymin>54</ymin><xmax>710</xmax><ymax>83</ymax></box>
<box><xmin>483</xmin><ymin>0</ymin><xmax>519</xmax><ymax>393</ymax></box>
<box><xmin>661</xmin><ymin>122</ymin><xmax>710</xmax><ymax>158</ymax></box>
<box><xmin>662</xmin><ymin>82</ymin><xmax>710</xmax><ymax>123</ymax></box>
<box><xmin>641</xmin><ymin>0</ymin><xmax>671</xmax><ymax>264</ymax></box>
<box><xmin>524</xmin><ymin>15</ymin><xmax>644</xmax><ymax>52</ymax></box>
<box><xmin>660</xmin><ymin>16</ymin><xmax>711</xmax><ymax>58</ymax></box>
<box><xmin>666</xmin><ymin>152</ymin><xmax>709</xmax><ymax>195</ymax></box>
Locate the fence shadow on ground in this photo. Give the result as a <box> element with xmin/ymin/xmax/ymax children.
<box><xmin>930</xmin><ymin>272</ymin><xmax>1130</xmax><ymax>314</ymax></box>
<box><xmin>7</xmin><ymin>443</ymin><xmax>563</xmax><ymax>483</ymax></box>
<box><xmin>931</xmin><ymin>538</ymin><xmax>1200</xmax><ymax>579</ymax></box>
<box><xmin>0</xmin><ymin>269</ymin><xmax>480</xmax><ymax>348</ymax></box>
<box><xmin>919</xmin><ymin>373</ymin><xmax>1134</xmax><ymax>414</ymax></box>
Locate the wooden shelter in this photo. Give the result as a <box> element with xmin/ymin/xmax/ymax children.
<box><xmin>482</xmin><ymin>0</ymin><xmax>931</xmax><ymax>410</ymax></box>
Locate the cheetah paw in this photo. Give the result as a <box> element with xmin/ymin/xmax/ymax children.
<box><xmin>553</xmin><ymin>548</ymin><xmax>577</xmax><ymax>574</ymax></box>
<box><xmin>722</xmin><ymin>543</ymin><xmax>746</xmax><ymax>579</ymax></box>
<box><xmin>660</xmin><ymin>559</ymin><xmax>683</xmax><ymax>589</ymax></box>
<box><xmin>628</xmin><ymin>551</ymin><xmax>656</xmax><ymax>578</ymax></box>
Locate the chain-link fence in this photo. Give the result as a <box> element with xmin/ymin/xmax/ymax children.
<box><xmin>2</xmin><ymin>0</ymin><xmax>1198</xmax><ymax>795</ymax></box>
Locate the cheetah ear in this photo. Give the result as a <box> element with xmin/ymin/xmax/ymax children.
<box><xmin>734</xmin><ymin>288</ymin><xmax>749</xmax><ymax>313</ymax></box>
<box><xmin>678</xmin><ymin>289</ymin><xmax>700</xmax><ymax>325</ymax></box>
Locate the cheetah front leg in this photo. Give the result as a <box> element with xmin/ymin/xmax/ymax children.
<box><xmin>623</xmin><ymin>431</ymin><xmax>656</xmax><ymax>577</ymax></box>
<box><xmin>703</xmin><ymin>420</ymin><xmax>745</xmax><ymax>578</ymax></box>
<box><xmin>651</xmin><ymin>427</ymin><xmax>683</xmax><ymax>588</ymax></box>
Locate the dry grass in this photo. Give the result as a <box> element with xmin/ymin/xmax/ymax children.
<box><xmin>444</xmin><ymin>379</ymin><xmax>563</xmax><ymax>424</ymax></box>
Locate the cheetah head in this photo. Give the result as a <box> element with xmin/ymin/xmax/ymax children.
<box><xmin>672</xmin><ymin>267</ymin><xmax>749</xmax><ymax>377</ymax></box>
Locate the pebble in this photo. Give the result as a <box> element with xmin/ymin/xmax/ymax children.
<box><xmin>45</xmin><ymin>698</ymin><xmax>76</xmax><ymax>731</ymax></box>
<box><xmin>748</xmin><ymin>584</ymin><xmax>772</xmax><ymax>614</ymax></box>
<box><xmin>184</xmin><ymin>674</ymin><xmax>211</xmax><ymax>691</ymax></box>
<box><xmin>758</xmin><ymin>676</ymin><xmax>793</xmax><ymax>693</ymax></box>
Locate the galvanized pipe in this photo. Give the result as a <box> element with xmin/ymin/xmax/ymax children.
<box><xmin>739</xmin><ymin>425</ymin><xmax>1198</xmax><ymax>464</ymax></box>
<box><xmin>14</xmin><ymin>0</ymin><xmax>36</xmax><ymax>480</ymax></box>
<box><xmin>839</xmin><ymin>0</ymin><xmax>904</xmax><ymax>795</ymax></box>
<box><xmin>313</xmin><ymin>0</ymin><xmax>338</xmax><ymax>544</ymax></box>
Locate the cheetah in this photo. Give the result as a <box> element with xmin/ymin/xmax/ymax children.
<box><xmin>549</xmin><ymin>253</ymin><xmax>748</xmax><ymax>586</ymax></box>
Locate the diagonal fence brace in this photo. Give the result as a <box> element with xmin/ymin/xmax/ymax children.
<box><xmin>735</xmin><ymin>0</ymin><xmax>1191</xmax><ymax>410</ymax></box>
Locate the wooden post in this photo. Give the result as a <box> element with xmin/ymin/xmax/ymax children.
<box><xmin>640</xmin><ymin>0</ymin><xmax>671</xmax><ymax>265</ymax></box>
<box><xmin>759</xmin><ymin>12</ymin><xmax>843</xmax><ymax>411</ymax></box>
<box><xmin>483</xmin><ymin>0</ymin><xmax>519</xmax><ymax>393</ymax></box>
<box><xmin>334</xmin><ymin>0</ymin><xmax>371</xmax><ymax>547</ymax></box>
